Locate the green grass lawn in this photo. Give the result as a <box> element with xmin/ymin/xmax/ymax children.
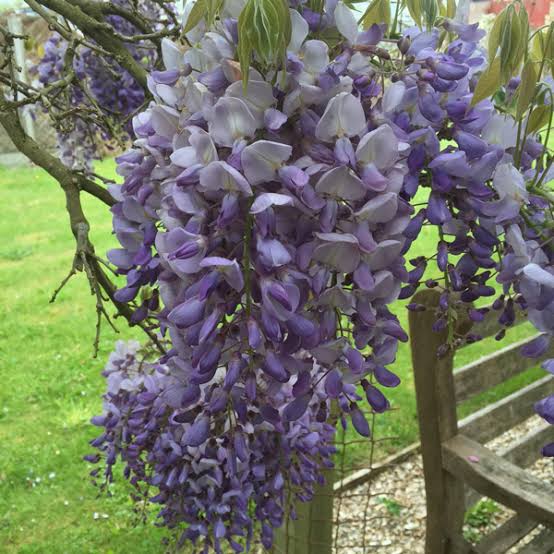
<box><xmin>0</xmin><ymin>160</ymin><xmax>544</xmax><ymax>552</ymax></box>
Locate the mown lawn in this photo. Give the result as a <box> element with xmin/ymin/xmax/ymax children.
<box><xmin>0</xmin><ymin>160</ymin><xmax>543</xmax><ymax>552</ymax></box>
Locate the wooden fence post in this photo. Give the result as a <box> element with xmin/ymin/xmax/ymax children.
<box><xmin>272</xmin><ymin>466</ymin><xmax>334</xmax><ymax>554</ymax></box>
<box><xmin>409</xmin><ymin>289</ymin><xmax>466</xmax><ymax>554</ymax></box>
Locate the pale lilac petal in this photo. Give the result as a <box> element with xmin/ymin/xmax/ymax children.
<box><xmin>189</xmin><ymin>129</ymin><xmax>218</xmax><ymax>165</ymax></box>
<box><xmin>334</xmin><ymin>3</ymin><xmax>358</xmax><ymax>43</ymax></box>
<box><xmin>360</xmin><ymin>164</ymin><xmax>387</xmax><ymax>191</ymax></box>
<box><xmin>302</xmin><ymin>40</ymin><xmax>329</xmax><ymax>74</ymax></box>
<box><xmin>315</xmin><ymin>92</ymin><xmax>366</xmax><ymax>141</ymax></box>
<box><xmin>289</xmin><ymin>9</ymin><xmax>309</xmax><ymax>52</ymax></box>
<box><xmin>313</xmin><ymin>233</ymin><xmax>360</xmax><ymax>273</ymax></box>
<box><xmin>522</xmin><ymin>263</ymin><xmax>554</xmax><ymax>288</ymax></box>
<box><xmin>156</xmin><ymin>84</ymin><xmax>181</xmax><ymax>107</ymax></box>
<box><xmin>257</xmin><ymin>238</ymin><xmax>292</xmax><ymax>268</ymax></box>
<box><xmin>241</xmin><ymin>141</ymin><xmax>293</xmax><ymax>185</ymax></box>
<box><xmin>315</xmin><ymin>166</ymin><xmax>367</xmax><ymax>201</ymax></box>
<box><xmin>353</xmin><ymin>262</ymin><xmax>374</xmax><ymax>290</ymax></box>
<box><xmin>382</xmin><ymin>81</ymin><xmax>406</xmax><ymax>113</ymax></box>
<box><xmin>150</xmin><ymin>106</ymin><xmax>179</xmax><ymax>139</ymax></box>
<box><xmin>171</xmin><ymin>146</ymin><xmax>197</xmax><ymax>168</ymax></box>
<box><xmin>366</xmin><ymin>239</ymin><xmax>403</xmax><ymax>271</ymax></box>
<box><xmin>209</xmin><ymin>97</ymin><xmax>258</xmax><ymax>147</ymax></box>
<box><xmin>156</xmin><ymin>228</ymin><xmax>206</xmax><ymax>274</ymax></box>
<box><xmin>279</xmin><ymin>166</ymin><xmax>309</xmax><ymax>189</ymax></box>
<box><xmin>107</xmin><ymin>248</ymin><xmax>135</xmax><ymax>270</ymax></box>
<box><xmin>161</xmin><ymin>38</ymin><xmax>184</xmax><ymax>71</ymax></box>
<box><xmin>429</xmin><ymin>151</ymin><xmax>471</xmax><ymax>178</ymax></box>
<box><xmin>172</xmin><ymin>189</ymin><xmax>204</xmax><ymax>214</ymax></box>
<box><xmin>199</xmin><ymin>161</ymin><xmax>252</xmax><ymax>195</ymax></box>
<box><xmin>355</xmin><ymin>192</ymin><xmax>398</xmax><ymax>223</ymax></box>
<box><xmin>356</xmin><ymin>125</ymin><xmax>399</xmax><ymax>170</ymax></box>
<box><xmin>225</xmin><ymin>79</ymin><xmax>275</xmax><ymax>120</ymax></box>
<box><xmin>250</xmin><ymin>193</ymin><xmax>294</xmax><ymax>214</ymax></box>
<box><xmin>264</xmin><ymin>108</ymin><xmax>287</xmax><ymax>131</ymax></box>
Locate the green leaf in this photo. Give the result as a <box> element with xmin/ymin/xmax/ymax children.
<box><xmin>488</xmin><ymin>9</ymin><xmax>505</xmax><ymax>64</ymax></box>
<box><xmin>406</xmin><ymin>0</ymin><xmax>422</xmax><ymax>28</ymax></box>
<box><xmin>517</xmin><ymin>5</ymin><xmax>529</xmax><ymax>61</ymax></box>
<box><xmin>308</xmin><ymin>0</ymin><xmax>325</xmax><ymax>14</ymax></box>
<box><xmin>532</xmin><ymin>24</ymin><xmax>554</xmax><ymax>77</ymax></box>
<box><xmin>183</xmin><ymin>0</ymin><xmax>206</xmax><ymax>33</ymax></box>
<box><xmin>506</xmin><ymin>6</ymin><xmax>523</xmax><ymax>78</ymax></box>
<box><xmin>446</xmin><ymin>0</ymin><xmax>456</xmax><ymax>19</ymax></box>
<box><xmin>516</xmin><ymin>59</ymin><xmax>537</xmax><ymax>120</ymax></box>
<box><xmin>499</xmin><ymin>6</ymin><xmax>515</xmax><ymax>79</ymax></box>
<box><xmin>527</xmin><ymin>105</ymin><xmax>551</xmax><ymax>133</ymax></box>
<box><xmin>421</xmin><ymin>0</ymin><xmax>438</xmax><ymax>31</ymax></box>
<box><xmin>471</xmin><ymin>56</ymin><xmax>501</xmax><ymax>106</ymax></box>
<box><xmin>360</xmin><ymin>0</ymin><xmax>391</xmax><ymax>29</ymax></box>
<box><xmin>237</xmin><ymin>0</ymin><xmax>255</xmax><ymax>87</ymax></box>
<box><xmin>237</xmin><ymin>0</ymin><xmax>291</xmax><ymax>89</ymax></box>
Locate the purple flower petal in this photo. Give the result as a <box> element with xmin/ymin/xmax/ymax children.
<box><xmin>199</xmin><ymin>161</ymin><xmax>252</xmax><ymax>196</ymax></box>
<box><xmin>182</xmin><ymin>416</ymin><xmax>210</xmax><ymax>447</ymax></box>
<box><xmin>283</xmin><ymin>394</ymin><xmax>311</xmax><ymax>422</ymax></box>
<box><xmin>168</xmin><ymin>297</ymin><xmax>206</xmax><ymax>328</ymax></box>
<box><xmin>262</xmin><ymin>353</ymin><xmax>290</xmax><ymax>383</ymax></box>
<box><xmin>350</xmin><ymin>407</ymin><xmax>370</xmax><ymax>437</ymax></box>
<box><xmin>374</xmin><ymin>365</ymin><xmax>400</xmax><ymax>387</ymax></box>
<box><xmin>324</xmin><ymin>370</ymin><xmax>343</xmax><ymax>397</ymax></box>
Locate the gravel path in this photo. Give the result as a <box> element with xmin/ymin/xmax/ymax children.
<box><xmin>333</xmin><ymin>416</ymin><xmax>554</xmax><ymax>553</ymax></box>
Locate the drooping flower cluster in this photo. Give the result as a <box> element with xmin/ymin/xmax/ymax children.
<box><xmin>89</xmin><ymin>0</ymin><xmax>554</xmax><ymax>550</ymax></box>
<box><xmin>373</xmin><ymin>22</ymin><xmax>554</xmax><ymax>446</ymax></box>
<box><xmin>89</xmin><ymin>340</ymin><xmax>336</xmax><ymax>551</ymax></box>
<box><xmin>375</xmin><ymin>21</ymin><xmax>554</xmax><ymax>448</ymax></box>
<box><xmin>92</xmin><ymin>6</ymin><xmax>414</xmax><ymax>550</ymax></box>
<box><xmin>33</xmin><ymin>0</ymin><xmax>173</xmax><ymax>170</ymax></box>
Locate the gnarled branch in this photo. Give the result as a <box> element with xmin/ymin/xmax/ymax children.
<box><xmin>24</xmin><ymin>0</ymin><xmax>150</xmax><ymax>90</ymax></box>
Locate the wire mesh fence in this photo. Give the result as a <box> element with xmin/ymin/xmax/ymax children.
<box><xmin>269</xmin><ymin>402</ymin><xmax>410</xmax><ymax>554</ymax></box>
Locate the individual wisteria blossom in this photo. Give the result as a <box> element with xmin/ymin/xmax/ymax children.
<box><xmin>88</xmin><ymin>0</ymin><xmax>554</xmax><ymax>550</ymax></box>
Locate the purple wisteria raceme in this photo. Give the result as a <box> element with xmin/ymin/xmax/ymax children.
<box><xmin>90</xmin><ymin>7</ymin><xmax>412</xmax><ymax>549</ymax></box>
<box><xmin>88</xmin><ymin>1</ymin><xmax>554</xmax><ymax>550</ymax></box>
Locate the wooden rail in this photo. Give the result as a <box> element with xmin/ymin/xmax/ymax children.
<box><xmin>410</xmin><ymin>289</ymin><xmax>554</xmax><ymax>554</ymax></box>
